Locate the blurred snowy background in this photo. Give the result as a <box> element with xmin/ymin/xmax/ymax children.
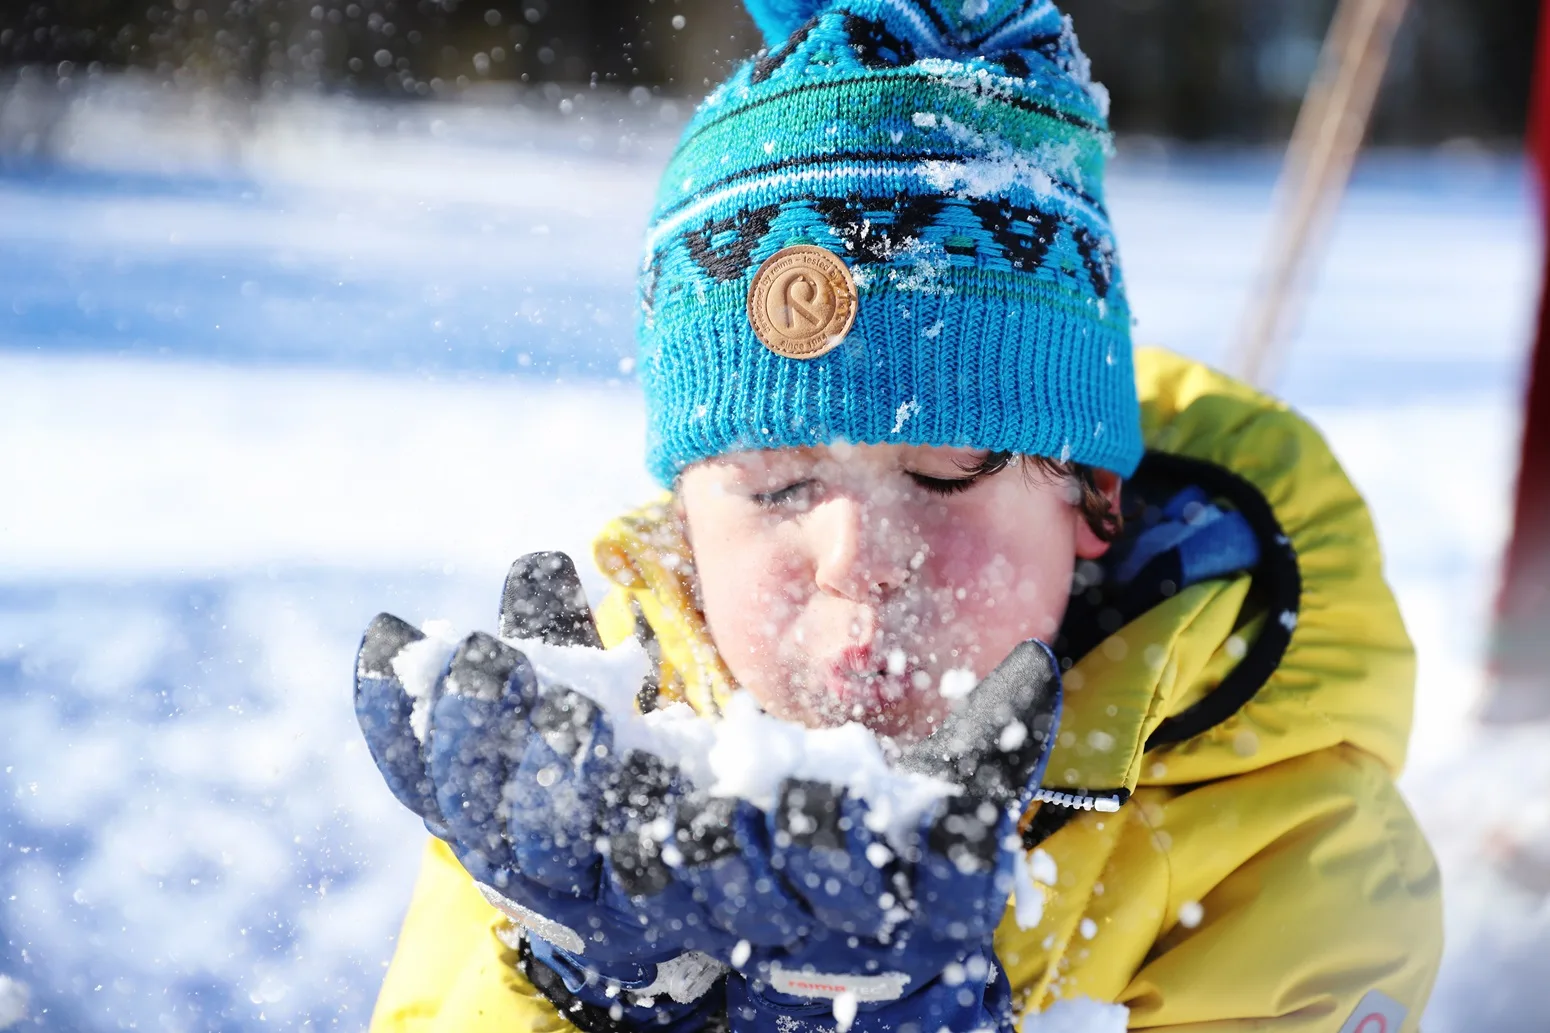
<box><xmin>1</xmin><ymin>0</ymin><xmax>1548</xmax><ymax>1029</ymax></box>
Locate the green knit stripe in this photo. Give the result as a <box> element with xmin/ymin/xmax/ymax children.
<box><xmin>655</xmin><ymin>70</ymin><xmax>1110</xmax><ymax>217</ymax></box>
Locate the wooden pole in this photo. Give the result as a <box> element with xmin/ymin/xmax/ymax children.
<box><xmin>1230</xmin><ymin>0</ymin><xmax>1411</xmax><ymax>390</ymax></box>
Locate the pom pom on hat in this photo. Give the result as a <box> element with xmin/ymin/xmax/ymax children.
<box><xmin>745</xmin><ymin>0</ymin><xmax>1071</xmax><ymax>56</ymax></box>
<box><xmin>743</xmin><ymin>0</ymin><xmax>828</xmax><ymax>47</ymax></box>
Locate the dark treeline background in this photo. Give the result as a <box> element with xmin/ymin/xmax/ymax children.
<box><xmin>0</xmin><ymin>0</ymin><xmax>1538</xmax><ymax>142</ymax></box>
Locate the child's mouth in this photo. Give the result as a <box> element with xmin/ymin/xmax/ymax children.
<box><xmin>823</xmin><ymin>646</ymin><xmax>917</xmax><ymax>735</ymax></box>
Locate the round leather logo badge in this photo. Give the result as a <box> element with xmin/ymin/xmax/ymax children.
<box><xmin>747</xmin><ymin>245</ymin><xmax>858</xmax><ymax>360</ymax></box>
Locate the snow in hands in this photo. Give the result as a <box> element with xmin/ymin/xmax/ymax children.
<box><xmin>383</xmin><ymin>614</ymin><xmax>960</xmax><ymax>845</ymax></box>
<box><xmin>373</xmin><ymin>576</ymin><xmax>1078</xmax><ymax>850</ymax></box>
<box><xmin>352</xmin><ymin>549</ymin><xmax>1078</xmax><ymax>1032</ymax></box>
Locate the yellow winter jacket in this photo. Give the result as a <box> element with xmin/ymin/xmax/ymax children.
<box><xmin>369</xmin><ymin>348</ymin><xmax>1442</xmax><ymax>1032</ymax></box>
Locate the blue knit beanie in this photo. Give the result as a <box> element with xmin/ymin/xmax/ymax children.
<box><xmin>637</xmin><ymin>0</ymin><xmax>1141</xmax><ymax>486</ymax></box>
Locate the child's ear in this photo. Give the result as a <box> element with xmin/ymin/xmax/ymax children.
<box><xmin>1074</xmin><ymin>470</ymin><xmax>1123</xmax><ymax>561</ymax></box>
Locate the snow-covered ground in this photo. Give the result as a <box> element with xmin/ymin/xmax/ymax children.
<box><xmin>0</xmin><ymin>82</ymin><xmax>1543</xmax><ymax>1029</ymax></box>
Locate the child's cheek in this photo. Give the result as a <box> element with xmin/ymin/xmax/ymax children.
<box><xmin>923</xmin><ymin>526</ymin><xmax>1073</xmax><ymax>654</ymax></box>
<box><xmin>699</xmin><ymin>538</ymin><xmax>809</xmax><ymax>689</ymax></box>
<box><xmin>926</xmin><ymin>525</ymin><xmax>1020</xmax><ymax>602</ymax></box>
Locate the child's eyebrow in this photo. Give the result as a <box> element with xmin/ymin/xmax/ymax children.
<box><xmin>715</xmin><ymin>450</ymin><xmax>818</xmax><ymax>476</ymax></box>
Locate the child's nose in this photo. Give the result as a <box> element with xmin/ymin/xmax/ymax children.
<box><xmin>811</xmin><ymin>495</ymin><xmax>915</xmax><ymax>601</ymax></box>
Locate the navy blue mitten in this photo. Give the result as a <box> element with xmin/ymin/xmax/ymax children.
<box><xmin>354</xmin><ymin>553</ymin><xmax>727</xmax><ymax>1030</ymax></box>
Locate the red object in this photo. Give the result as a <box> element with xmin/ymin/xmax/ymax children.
<box><xmin>1486</xmin><ymin>0</ymin><xmax>1550</xmax><ymax>719</ymax></box>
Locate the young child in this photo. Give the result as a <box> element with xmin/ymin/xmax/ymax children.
<box><xmin>363</xmin><ymin>0</ymin><xmax>1442</xmax><ymax>1028</ymax></box>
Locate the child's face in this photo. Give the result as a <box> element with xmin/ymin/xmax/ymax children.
<box><xmin>677</xmin><ymin>443</ymin><xmax>1119</xmax><ymax>743</ymax></box>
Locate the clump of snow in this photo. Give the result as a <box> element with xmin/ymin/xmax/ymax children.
<box><xmin>1057</xmin><ymin>15</ymin><xmax>1098</xmax><ymax>88</ymax></box>
<box><xmin>1177</xmin><ymin>901</ymin><xmax>1204</xmax><ymax>929</ymax></box>
<box><xmin>391</xmin><ymin>619</ymin><xmax>461</xmax><ymax>742</ymax></box>
<box><xmin>498</xmin><ymin>633</ymin><xmax>656</xmax><ymax>724</ymax></box>
<box><xmin>858</xmin><ymin>236</ymin><xmax>956</xmax><ymax>295</ymax></box>
<box><xmin>892</xmin><ymin>399</ymin><xmax>921</xmax><ymax>434</ymax></box>
<box><xmin>694</xmin><ymin>693</ymin><xmax>953</xmax><ymax>842</ymax></box>
<box><xmin>918</xmin><ymin>153</ymin><xmax>1048</xmax><ymax>204</ymax></box>
<box><xmin>1086</xmin><ymin>80</ymin><xmax>1112</xmax><ymax>123</ymax></box>
<box><xmin>1023</xmin><ymin>997</ymin><xmax>1129</xmax><ymax>1033</ymax></box>
<box><xmin>938</xmin><ymin>668</ymin><xmax>978</xmax><ymax>700</ymax></box>
<box><xmin>914</xmin><ymin>113</ymin><xmax>1061</xmax><ymax>200</ymax></box>
<box><xmin>380</xmin><ymin>626</ymin><xmax>958</xmax><ymax>844</ymax></box>
<box><xmin>1030</xmin><ymin>848</ymin><xmax>1058</xmax><ymax>886</ymax></box>
<box><xmin>833</xmin><ymin>989</ymin><xmax>859</xmax><ymax>1032</ymax></box>
<box><xmin>1012</xmin><ymin>848</ymin><xmax>1058</xmax><ymax>929</ymax></box>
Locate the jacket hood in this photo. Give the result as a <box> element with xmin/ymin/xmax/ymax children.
<box><xmin>590</xmin><ymin>347</ymin><xmax>1415</xmax><ymax>802</ymax></box>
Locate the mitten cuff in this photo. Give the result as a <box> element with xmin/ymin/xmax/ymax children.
<box><xmin>519</xmin><ymin>935</ymin><xmax>729</xmax><ymax>1033</ymax></box>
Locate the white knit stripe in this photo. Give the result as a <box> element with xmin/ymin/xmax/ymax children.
<box><xmin>644</xmin><ymin>162</ymin><xmax>1107</xmax><ymax>253</ymax></box>
<box><xmin>877</xmin><ymin>0</ymin><xmax>953</xmax><ymax>56</ymax></box>
<box><xmin>978</xmin><ymin>3</ymin><xmax>1062</xmax><ymax>54</ymax></box>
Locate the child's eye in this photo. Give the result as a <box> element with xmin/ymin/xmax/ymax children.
<box><xmin>908</xmin><ymin>472</ymin><xmax>982</xmax><ymax>497</ymax></box>
<box><xmin>752</xmin><ymin>479</ymin><xmax>819</xmax><ymax>509</ymax></box>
